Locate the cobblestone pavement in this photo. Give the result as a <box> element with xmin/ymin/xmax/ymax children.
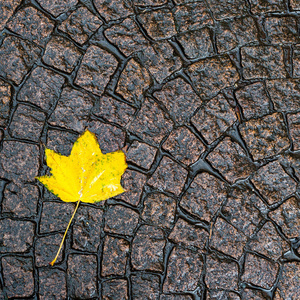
<box><xmin>0</xmin><ymin>0</ymin><xmax>300</xmax><ymax>299</ymax></box>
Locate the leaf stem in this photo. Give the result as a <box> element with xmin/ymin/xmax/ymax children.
<box><xmin>50</xmin><ymin>200</ymin><xmax>80</xmax><ymax>266</ymax></box>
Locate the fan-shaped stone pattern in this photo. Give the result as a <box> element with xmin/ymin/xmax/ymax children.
<box><xmin>239</xmin><ymin>113</ymin><xmax>290</xmax><ymax>160</ymax></box>
<box><xmin>276</xmin><ymin>263</ymin><xmax>300</xmax><ymax>299</ymax></box>
<box><xmin>48</xmin><ymin>87</ymin><xmax>94</xmax><ymax>132</ymax></box>
<box><xmin>251</xmin><ymin>161</ymin><xmax>297</xmax><ymax>204</ymax></box>
<box><xmin>72</xmin><ymin>206</ymin><xmax>103</xmax><ymax>252</ymax></box>
<box><xmin>43</xmin><ymin>36</ymin><xmax>82</xmax><ymax>73</ymax></box>
<box><xmin>7</xmin><ymin>6</ymin><xmax>55</xmax><ymax>46</ymax></box>
<box><xmin>105</xmin><ymin>18</ymin><xmax>149</xmax><ymax>56</ymax></box>
<box><xmin>2</xmin><ymin>182</ymin><xmax>39</xmax><ymax>217</ymax></box>
<box><xmin>58</xmin><ymin>7</ymin><xmax>102</xmax><ymax>45</ymax></box>
<box><xmin>191</xmin><ymin>94</ymin><xmax>236</xmax><ymax>144</ymax></box>
<box><xmin>104</xmin><ymin>205</ymin><xmax>139</xmax><ymax>236</ymax></box>
<box><xmin>94</xmin><ymin>0</ymin><xmax>134</xmax><ymax>21</ymax></box>
<box><xmin>287</xmin><ymin>112</ymin><xmax>300</xmax><ymax>150</ymax></box>
<box><xmin>223</xmin><ymin>188</ymin><xmax>262</xmax><ymax>237</ymax></box>
<box><xmin>205</xmin><ymin>256</ymin><xmax>238</xmax><ymax>290</ymax></box>
<box><xmin>93</xmin><ymin>96</ymin><xmax>136</xmax><ymax>127</ymax></box>
<box><xmin>264</xmin><ymin>16</ymin><xmax>299</xmax><ymax>45</ymax></box>
<box><xmin>68</xmin><ymin>254</ymin><xmax>98</xmax><ymax>298</ymax></box>
<box><xmin>102</xmin><ymin>279</ymin><xmax>128</xmax><ymax>300</ymax></box>
<box><xmin>9</xmin><ymin>104</ymin><xmax>46</xmax><ymax>142</ymax></box>
<box><xmin>118</xmin><ymin>170</ymin><xmax>147</xmax><ymax>206</ymax></box>
<box><xmin>138</xmin><ymin>41</ymin><xmax>182</xmax><ymax>83</ymax></box>
<box><xmin>0</xmin><ymin>79</ymin><xmax>11</xmax><ymax>126</ymax></box>
<box><xmin>154</xmin><ymin>78</ymin><xmax>201</xmax><ymax>125</ymax></box>
<box><xmin>269</xmin><ymin>197</ymin><xmax>300</xmax><ymax>239</ymax></box>
<box><xmin>242</xmin><ymin>253</ymin><xmax>279</xmax><ymax>289</ymax></box>
<box><xmin>210</xmin><ymin>218</ymin><xmax>247</xmax><ymax>259</ymax></box>
<box><xmin>177</xmin><ymin>28</ymin><xmax>214</xmax><ymax>59</ymax></box>
<box><xmin>40</xmin><ymin>202</ymin><xmax>74</xmax><ymax>233</ymax></box>
<box><xmin>248</xmin><ymin>222</ymin><xmax>289</xmax><ymax>261</ymax></box>
<box><xmin>187</xmin><ymin>55</ymin><xmax>239</xmax><ymax>100</ymax></box>
<box><xmin>35</xmin><ymin>234</ymin><xmax>64</xmax><ymax>266</ymax></box>
<box><xmin>169</xmin><ymin>218</ymin><xmax>208</xmax><ymax>250</ymax></box>
<box><xmin>46</xmin><ymin>129</ymin><xmax>78</xmax><ymax>156</ymax></box>
<box><xmin>101</xmin><ymin>236</ymin><xmax>129</xmax><ymax>276</ymax></box>
<box><xmin>2</xmin><ymin>257</ymin><xmax>34</xmax><ymax>298</ymax></box>
<box><xmin>241</xmin><ymin>46</ymin><xmax>286</xmax><ymax>79</ymax></box>
<box><xmin>173</xmin><ymin>1</ymin><xmax>213</xmax><ymax>33</ymax></box>
<box><xmin>141</xmin><ymin>193</ymin><xmax>176</xmax><ymax>229</ymax></box>
<box><xmin>0</xmin><ymin>36</ymin><xmax>41</xmax><ymax>85</ymax></box>
<box><xmin>0</xmin><ymin>141</ymin><xmax>39</xmax><ymax>182</ymax></box>
<box><xmin>37</xmin><ymin>0</ymin><xmax>78</xmax><ymax>17</ymax></box>
<box><xmin>87</xmin><ymin>120</ymin><xmax>125</xmax><ymax>153</ymax></box>
<box><xmin>248</xmin><ymin>0</ymin><xmax>285</xmax><ymax>13</ymax></box>
<box><xmin>206</xmin><ymin>0</ymin><xmax>248</xmax><ymax>20</ymax></box>
<box><xmin>126</xmin><ymin>141</ymin><xmax>157</xmax><ymax>170</ymax></box>
<box><xmin>207</xmin><ymin>137</ymin><xmax>255</xmax><ymax>183</ymax></box>
<box><xmin>148</xmin><ymin>157</ymin><xmax>188</xmax><ymax>196</ymax></box>
<box><xmin>180</xmin><ymin>172</ymin><xmax>227</xmax><ymax>222</ymax></box>
<box><xmin>39</xmin><ymin>269</ymin><xmax>67</xmax><ymax>300</ymax></box>
<box><xmin>234</xmin><ymin>82</ymin><xmax>271</xmax><ymax>119</ymax></box>
<box><xmin>131</xmin><ymin>274</ymin><xmax>160</xmax><ymax>300</ymax></box>
<box><xmin>75</xmin><ymin>45</ymin><xmax>118</xmax><ymax>96</ymax></box>
<box><xmin>138</xmin><ymin>8</ymin><xmax>176</xmax><ymax>40</ymax></box>
<box><xmin>17</xmin><ymin>66</ymin><xmax>65</xmax><ymax>111</ymax></box>
<box><xmin>163</xmin><ymin>247</ymin><xmax>203</xmax><ymax>293</ymax></box>
<box><xmin>162</xmin><ymin>127</ymin><xmax>204</xmax><ymax>165</ymax></box>
<box><xmin>0</xmin><ymin>219</ymin><xmax>34</xmax><ymax>253</ymax></box>
<box><xmin>216</xmin><ymin>16</ymin><xmax>258</xmax><ymax>53</ymax></box>
<box><xmin>266</xmin><ymin>79</ymin><xmax>300</xmax><ymax>112</ymax></box>
<box><xmin>116</xmin><ymin>59</ymin><xmax>151</xmax><ymax>105</ymax></box>
<box><xmin>128</xmin><ymin>98</ymin><xmax>173</xmax><ymax>146</ymax></box>
<box><xmin>0</xmin><ymin>0</ymin><xmax>22</xmax><ymax>31</ymax></box>
<box><xmin>131</xmin><ymin>225</ymin><xmax>166</xmax><ymax>272</ymax></box>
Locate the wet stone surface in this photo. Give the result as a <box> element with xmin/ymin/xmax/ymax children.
<box><xmin>163</xmin><ymin>246</ymin><xmax>203</xmax><ymax>293</ymax></box>
<box><xmin>242</xmin><ymin>253</ymin><xmax>279</xmax><ymax>289</ymax></box>
<box><xmin>0</xmin><ymin>36</ymin><xmax>41</xmax><ymax>85</ymax></box>
<box><xmin>131</xmin><ymin>225</ymin><xmax>166</xmax><ymax>272</ymax></box>
<box><xmin>101</xmin><ymin>235</ymin><xmax>129</xmax><ymax>276</ymax></box>
<box><xmin>43</xmin><ymin>36</ymin><xmax>82</xmax><ymax>73</ymax></box>
<box><xmin>0</xmin><ymin>79</ymin><xmax>11</xmax><ymax>127</ymax></box>
<box><xmin>17</xmin><ymin>66</ymin><xmax>65</xmax><ymax>111</ymax></box>
<box><xmin>207</xmin><ymin>137</ymin><xmax>255</xmax><ymax>183</ymax></box>
<box><xmin>2</xmin><ymin>256</ymin><xmax>34</xmax><ymax>298</ymax></box>
<box><xmin>251</xmin><ymin>160</ymin><xmax>297</xmax><ymax>204</ymax></box>
<box><xmin>0</xmin><ymin>1</ymin><xmax>300</xmax><ymax>298</ymax></box>
<box><xmin>154</xmin><ymin>78</ymin><xmax>201</xmax><ymax>125</ymax></box>
<box><xmin>205</xmin><ymin>255</ymin><xmax>239</xmax><ymax>290</ymax></box>
<box><xmin>162</xmin><ymin>126</ymin><xmax>204</xmax><ymax>165</ymax></box>
<box><xmin>180</xmin><ymin>172</ymin><xmax>227</xmax><ymax>222</ymax></box>
<box><xmin>105</xmin><ymin>18</ymin><xmax>149</xmax><ymax>57</ymax></box>
<box><xmin>239</xmin><ymin>112</ymin><xmax>290</xmax><ymax>160</ymax></box>
<box><xmin>188</xmin><ymin>55</ymin><xmax>240</xmax><ymax>100</ymax></box>
<box><xmin>191</xmin><ymin>94</ymin><xmax>236</xmax><ymax>144</ymax></box>
<box><xmin>7</xmin><ymin>6</ymin><xmax>55</xmax><ymax>47</ymax></box>
<box><xmin>59</xmin><ymin>7</ymin><xmax>103</xmax><ymax>45</ymax></box>
<box><xmin>9</xmin><ymin>104</ymin><xmax>46</xmax><ymax>142</ymax></box>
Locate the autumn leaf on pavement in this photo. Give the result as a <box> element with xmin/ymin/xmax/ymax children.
<box><xmin>36</xmin><ymin>130</ymin><xmax>127</xmax><ymax>265</ymax></box>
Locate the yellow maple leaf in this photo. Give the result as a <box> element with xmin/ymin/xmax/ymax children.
<box><xmin>36</xmin><ymin>130</ymin><xmax>127</xmax><ymax>265</ymax></box>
